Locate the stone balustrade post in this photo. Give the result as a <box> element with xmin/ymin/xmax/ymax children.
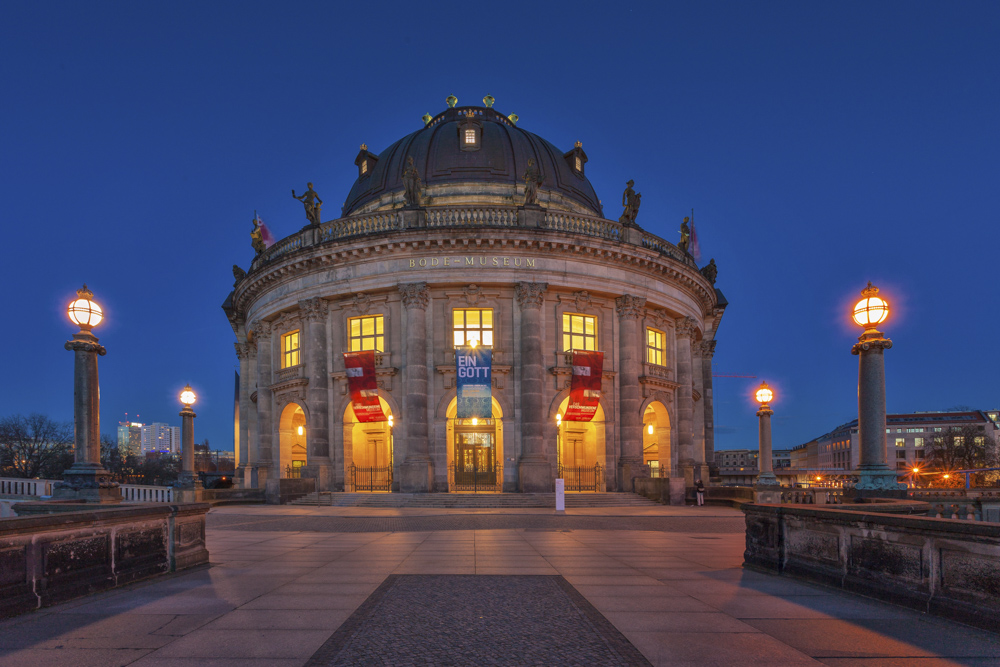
<box><xmin>615</xmin><ymin>294</ymin><xmax>647</xmax><ymax>491</ymax></box>
<box><xmin>398</xmin><ymin>282</ymin><xmax>433</xmax><ymax>492</ymax></box>
<box><xmin>300</xmin><ymin>298</ymin><xmax>332</xmax><ymax>490</ymax></box>
<box><xmin>515</xmin><ymin>282</ymin><xmax>550</xmax><ymax>492</ymax></box>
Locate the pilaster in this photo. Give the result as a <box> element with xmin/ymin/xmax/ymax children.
<box><xmin>615</xmin><ymin>294</ymin><xmax>647</xmax><ymax>491</ymax></box>
<box><xmin>515</xmin><ymin>281</ymin><xmax>550</xmax><ymax>492</ymax></box>
<box><xmin>398</xmin><ymin>282</ymin><xmax>432</xmax><ymax>492</ymax></box>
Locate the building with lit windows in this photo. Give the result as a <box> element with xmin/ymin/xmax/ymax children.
<box><xmin>141</xmin><ymin>423</ymin><xmax>180</xmax><ymax>455</ymax></box>
<box><xmin>224</xmin><ymin>98</ymin><xmax>726</xmax><ymax>494</ymax></box>
<box><xmin>117</xmin><ymin>421</ymin><xmax>143</xmax><ymax>456</ymax></box>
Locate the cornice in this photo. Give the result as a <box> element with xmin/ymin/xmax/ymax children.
<box><xmin>232</xmin><ymin>228</ymin><xmax>718</xmax><ymax>321</ymax></box>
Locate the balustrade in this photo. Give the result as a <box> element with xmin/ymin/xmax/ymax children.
<box><xmin>120</xmin><ymin>484</ymin><xmax>174</xmax><ymax>502</ymax></box>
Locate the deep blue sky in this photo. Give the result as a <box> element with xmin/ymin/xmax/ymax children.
<box><xmin>2</xmin><ymin>1</ymin><xmax>997</xmax><ymax>453</ymax></box>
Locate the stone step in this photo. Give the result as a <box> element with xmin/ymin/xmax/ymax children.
<box><xmin>289</xmin><ymin>492</ymin><xmax>659</xmax><ymax>508</ymax></box>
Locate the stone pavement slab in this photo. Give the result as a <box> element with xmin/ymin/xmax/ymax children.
<box><xmin>1</xmin><ymin>505</ymin><xmax>998</xmax><ymax>666</ymax></box>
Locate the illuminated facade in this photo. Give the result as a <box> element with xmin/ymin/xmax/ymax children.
<box><xmin>225</xmin><ymin>100</ymin><xmax>727</xmax><ymax>494</ymax></box>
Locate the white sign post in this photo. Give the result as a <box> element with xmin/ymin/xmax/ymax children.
<box><xmin>555</xmin><ymin>478</ymin><xmax>565</xmax><ymax>513</ymax></box>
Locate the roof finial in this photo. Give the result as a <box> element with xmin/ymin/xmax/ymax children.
<box><xmin>507</xmin><ymin>113</ymin><xmax>519</xmax><ymax>126</ymax></box>
<box><xmin>360</xmin><ymin>143</ymin><xmax>367</xmax><ymax>151</ymax></box>
<box><xmin>446</xmin><ymin>95</ymin><xmax>458</xmax><ymax>108</ymax></box>
<box><xmin>422</xmin><ymin>113</ymin><xmax>432</xmax><ymax>126</ymax></box>
<box><xmin>483</xmin><ymin>94</ymin><xmax>495</xmax><ymax>108</ymax></box>
<box><xmin>574</xmin><ymin>141</ymin><xmax>582</xmax><ymax>149</ymax></box>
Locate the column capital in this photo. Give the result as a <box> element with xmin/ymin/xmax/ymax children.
<box><xmin>851</xmin><ymin>337</ymin><xmax>892</xmax><ymax>355</ymax></box>
<box><xmin>65</xmin><ymin>337</ymin><xmax>106</xmax><ymax>356</ymax></box>
<box><xmin>250</xmin><ymin>319</ymin><xmax>272</xmax><ymax>341</ymax></box>
<box><xmin>298</xmin><ymin>297</ymin><xmax>329</xmax><ymax>322</ymax></box>
<box><xmin>234</xmin><ymin>342</ymin><xmax>252</xmax><ymax>360</ymax></box>
<box><xmin>756</xmin><ymin>406</ymin><xmax>773</xmax><ymax>417</ymax></box>
<box><xmin>615</xmin><ymin>294</ymin><xmax>646</xmax><ymax>320</ymax></box>
<box><xmin>674</xmin><ymin>316</ymin><xmax>698</xmax><ymax>339</ymax></box>
<box><xmin>399</xmin><ymin>282</ymin><xmax>429</xmax><ymax>309</ymax></box>
<box><xmin>515</xmin><ymin>282</ymin><xmax>548</xmax><ymax>309</ymax></box>
<box><xmin>699</xmin><ymin>340</ymin><xmax>717</xmax><ymax>358</ymax></box>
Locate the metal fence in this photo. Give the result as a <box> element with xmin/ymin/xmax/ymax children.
<box><xmin>448</xmin><ymin>463</ymin><xmax>501</xmax><ymax>493</ymax></box>
<box><xmin>559</xmin><ymin>464</ymin><xmax>604</xmax><ymax>492</ymax></box>
<box><xmin>350</xmin><ymin>464</ymin><xmax>392</xmax><ymax>492</ymax></box>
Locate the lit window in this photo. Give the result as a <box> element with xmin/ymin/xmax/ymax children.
<box><xmin>895</xmin><ymin>438</ymin><xmax>905</xmax><ymax>447</ymax></box>
<box><xmin>575</xmin><ymin>156</ymin><xmax>582</xmax><ymax>171</ymax></box>
<box><xmin>453</xmin><ymin>309</ymin><xmax>493</xmax><ymax>347</ymax></box>
<box><xmin>349</xmin><ymin>315</ymin><xmax>384</xmax><ymax>352</ymax></box>
<box><xmin>361</xmin><ymin>160</ymin><xmax>368</xmax><ymax>175</ymax></box>
<box><xmin>646</xmin><ymin>328</ymin><xmax>664</xmax><ymax>365</ymax></box>
<box><xmin>562</xmin><ymin>313</ymin><xmax>596</xmax><ymax>351</ymax></box>
<box><xmin>464</xmin><ymin>129</ymin><xmax>476</xmax><ymax>145</ymax></box>
<box><xmin>955</xmin><ymin>437</ymin><xmax>965</xmax><ymax>446</ymax></box>
<box><xmin>281</xmin><ymin>330</ymin><xmax>300</xmax><ymax>368</ymax></box>
<box><xmin>914</xmin><ymin>437</ymin><xmax>924</xmax><ymax>448</ymax></box>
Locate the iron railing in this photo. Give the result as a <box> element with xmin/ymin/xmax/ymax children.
<box><xmin>350</xmin><ymin>464</ymin><xmax>393</xmax><ymax>492</ymax></box>
<box><xmin>559</xmin><ymin>463</ymin><xmax>604</xmax><ymax>492</ymax></box>
<box><xmin>448</xmin><ymin>462</ymin><xmax>501</xmax><ymax>493</ymax></box>
<box><xmin>285</xmin><ymin>465</ymin><xmax>301</xmax><ymax>479</ymax></box>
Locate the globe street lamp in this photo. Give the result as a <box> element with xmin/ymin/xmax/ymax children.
<box><xmin>175</xmin><ymin>384</ymin><xmax>203</xmax><ymax>500</ymax></box>
<box><xmin>851</xmin><ymin>282</ymin><xmax>905</xmax><ymax>496</ymax></box>
<box><xmin>754</xmin><ymin>382</ymin><xmax>780</xmax><ymax>490</ymax></box>
<box><xmin>55</xmin><ymin>285</ymin><xmax>119</xmax><ymax>502</ymax></box>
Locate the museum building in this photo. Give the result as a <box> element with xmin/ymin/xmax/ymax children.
<box><xmin>224</xmin><ymin>97</ymin><xmax>727</xmax><ymax>494</ymax></box>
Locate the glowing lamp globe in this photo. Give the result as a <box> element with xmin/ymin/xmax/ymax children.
<box><xmin>852</xmin><ymin>281</ymin><xmax>889</xmax><ymax>329</ymax></box>
<box><xmin>755</xmin><ymin>382</ymin><xmax>773</xmax><ymax>405</ymax></box>
<box><xmin>180</xmin><ymin>385</ymin><xmax>197</xmax><ymax>406</ymax></box>
<box><xmin>67</xmin><ymin>284</ymin><xmax>103</xmax><ymax>330</ymax></box>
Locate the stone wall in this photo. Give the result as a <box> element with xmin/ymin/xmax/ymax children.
<box><xmin>744</xmin><ymin>502</ymin><xmax>1000</xmax><ymax>632</ymax></box>
<box><xmin>0</xmin><ymin>503</ymin><xmax>209</xmax><ymax>618</ymax></box>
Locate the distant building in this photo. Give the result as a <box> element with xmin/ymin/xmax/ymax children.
<box><xmin>141</xmin><ymin>423</ymin><xmax>180</xmax><ymax>454</ymax></box>
<box><xmin>795</xmin><ymin>410</ymin><xmax>1000</xmax><ymax>475</ymax></box>
<box><xmin>716</xmin><ymin>448</ymin><xmax>795</xmax><ymax>485</ymax></box>
<box><xmin>117</xmin><ymin>421</ymin><xmax>143</xmax><ymax>456</ymax></box>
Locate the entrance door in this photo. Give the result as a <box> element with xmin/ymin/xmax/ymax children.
<box><xmin>453</xmin><ymin>430</ymin><xmax>496</xmax><ymax>492</ymax></box>
<box><xmin>352</xmin><ymin>436</ymin><xmax>392</xmax><ymax>492</ymax></box>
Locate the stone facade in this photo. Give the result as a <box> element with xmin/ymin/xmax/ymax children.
<box><xmin>224</xmin><ymin>104</ymin><xmax>726</xmax><ymax>494</ymax></box>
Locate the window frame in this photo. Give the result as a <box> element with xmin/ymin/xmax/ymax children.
<box><xmin>348</xmin><ymin>314</ymin><xmax>385</xmax><ymax>353</ymax></box>
<box><xmin>645</xmin><ymin>327</ymin><xmax>665</xmax><ymax>366</ymax></box>
<box><xmin>562</xmin><ymin>312</ymin><xmax>597</xmax><ymax>352</ymax></box>
<box><xmin>452</xmin><ymin>308</ymin><xmax>494</xmax><ymax>348</ymax></box>
<box><xmin>281</xmin><ymin>330</ymin><xmax>301</xmax><ymax>369</ymax></box>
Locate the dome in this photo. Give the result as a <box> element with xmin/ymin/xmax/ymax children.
<box><xmin>341</xmin><ymin>105</ymin><xmax>603</xmax><ymax>217</ymax></box>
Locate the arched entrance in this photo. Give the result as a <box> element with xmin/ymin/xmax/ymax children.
<box><xmin>343</xmin><ymin>396</ymin><xmax>394</xmax><ymax>492</ymax></box>
<box><xmin>278</xmin><ymin>403</ymin><xmax>307</xmax><ymax>478</ymax></box>
<box><xmin>555</xmin><ymin>398</ymin><xmax>606</xmax><ymax>492</ymax></box>
<box><xmin>446</xmin><ymin>397</ymin><xmax>504</xmax><ymax>493</ymax></box>
<box><xmin>643</xmin><ymin>401</ymin><xmax>671</xmax><ymax>477</ymax></box>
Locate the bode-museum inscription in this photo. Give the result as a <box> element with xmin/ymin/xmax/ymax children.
<box><xmin>407</xmin><ymin>255</ymin><xmax>537</xmax><ymax>269</ymax></box>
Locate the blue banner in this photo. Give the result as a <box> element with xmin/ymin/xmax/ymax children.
<box><xmin>456</xmin><ymin>346</ymin><xmax>492</xmax><ymax>419</ymax></box>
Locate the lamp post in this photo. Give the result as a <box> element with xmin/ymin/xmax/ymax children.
<box><xmin>851</xmin><ymin>282</ymin><xmax>905</xmax><ymax>497</ymax></box>
<box><xmin>754</xmin><ymin>382</ymin><xmax>780</xmax><ymax>495</ymax></box>
<box><xmin>175</xmin><ymin>384</ymin><xmax>203</xmax><ymax>500</ymax></box>
<box><xmin>55</xmin><ymin>285</ymin><xmax>119</xmax><ymax>502</ymax></box>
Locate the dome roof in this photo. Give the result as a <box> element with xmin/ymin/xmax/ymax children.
<box><xmin>341</xmin><ymin>105</ymin><xmax>603</xmax><ymax>217</ymax></box>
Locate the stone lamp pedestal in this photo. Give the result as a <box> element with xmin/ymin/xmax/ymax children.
<box><xmin>173</xmin><ymin>404</ymin><xmax>204</xmax><ymax>503</ymax></box>
<box><xmin>54</xmin><ymin>330</ymin><xmax>120</xmax><ymax>503</ymax></box>
<box><xmin>754</xmin><ymin>403</ymin><xmax>781</xmax><ymax>504</ymax></box>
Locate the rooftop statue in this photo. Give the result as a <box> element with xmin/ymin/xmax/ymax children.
<box><xmin>523</xmin><ymin>158</ymin><xmax>543</xmax><ymax>207</ymax></box>
<box><xmin>292</xmin><ymin>182</ymin><xmax>323</xmax><ymax>226</ymax></box>
<box><xmin>700</xmin><ymin>258</ymin><xmax>718</xmax><ymax>285</ymax></box>
<box><xmin>619</xmin><ymin>180</ymin><xmax>640</xmax><ymax>226</ymax></box>
<box><xmin>233</xmin><ymin>264</ymin><xmax>247</xmax><ymax>284</ymax></box>
<box><xmin>678</xmin><ymin>216</ymin><xmax>691</xmax><ymax>254</ymax></box>
<box><xmin>250</xmin><ymin>218</ymin><xmax>266</xmax><ymax>255</ymax></box>
<box><xmin>402</xmin><ymin>156</ymin><xmax>422</xmax><ymax>208</ymax></box>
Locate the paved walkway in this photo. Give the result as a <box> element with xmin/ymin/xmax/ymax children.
<box><xmin>1</xmin><ymin>505</ymin><xmax>999</xmax><ymax>666</ymax></box>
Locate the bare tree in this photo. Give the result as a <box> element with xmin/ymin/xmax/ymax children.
<box><xmin>0</xmin><ymin>414</ymin><xmax>74</xmax><ymax>479</ymax></box>
<box><xmin>926</xmin><ymin>425</ymin><xmax>999</xmax><ymax>487</ymax></box>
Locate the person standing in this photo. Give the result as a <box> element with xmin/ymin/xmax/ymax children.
<box><xmin>694</xmin><ymin>479</ymin><xmax>705</xmax><ymax>506</ymax></box>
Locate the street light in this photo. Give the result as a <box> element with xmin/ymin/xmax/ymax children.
<box><xmin>176</xmin><ymin>384</ymin><xmax>202</xmax><ymax>497</ymax></box>
<box><xmin>754</xmin><ymin>381</ymin><xmax>779</xmax><ymax>488</ymax></box>
<box><xmin>850</xmin><ymin>282</ymin><xmax>904</xmax><ymax>496</ymax></box>
<box><xmin>54</xmin><ymin>285</ymin><xmax>118</xmax><ymax>502</ymax></box>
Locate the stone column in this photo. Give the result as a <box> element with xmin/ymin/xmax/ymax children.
<box><xmin>754</xmin><ymin>399</ymin><xmax>781</xmax><ymax>502</ymax></box>
<box><xmin>55</xmin><ymin>328</ymin><xmax>118</xmax><ymax>502</ymax></box>
<box><xmin>852</xmin><ymin>331</ymin><xmax>905</xmax><ymax>496</ymax></box>
<box><xmin>398</xmin><ymin>282</ymin><xmax>433</xmax><ymax>492</ymax></box>
<box><xmin>246</xmin><ymin>342</ymin><xmax>259</xmax><ymax>488</ymax></box>
<box><xmin>674</xmin><ymin>317</ymin><xmax>697</xmax><ymax>489</ymax></box>
<box><xmin>235</xmin><ymin>342</ymin><xmax>251</xmax><ymax>487</ymax></box>
<box><xmin>251</xmin><ymin>320</ymin><xmax>274</xmax><ymax>487</ymax></box>
<box><xmin>692</xmin><ymin>342</ymin><xmax>708</xmax><ymax>484</ymax></box>
<box><xmin>515</xmin><ymin>282</ymin><xmax>550</xmax><ymax>492</ymax></box>
<box><xmin>300</xmin><ymin>297</ymin><xmax>332</xmax><ymax>490</ymax></box>
<box><xmin>174</xmin><ymin>400</ymin><xmax>203</xmax><ymax>502</ymax></box>
<box><xmin>615</xmin><ymin>294</ymin><xmax>647</xmax><ymax>491</ymax></box>
<box><xmin>701</xmin><ymin>340</ymin><xmax>717</xmax><ymax>469</ymax></box>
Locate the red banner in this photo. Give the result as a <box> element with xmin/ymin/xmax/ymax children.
<box><xmin>344</xmin><ymin>351</ymin><xmax>386</xmax><ymax>422</ymax></box>
<box><xmin>564</xmin><ymin>350</ymin><xmax>603</xmax><ymax>421</ymax></box>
